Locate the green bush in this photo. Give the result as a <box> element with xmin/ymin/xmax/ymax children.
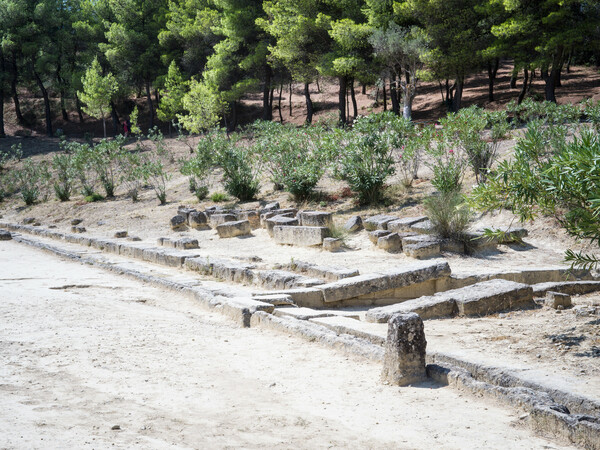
<box><xmin>14</xmin><ymin>159</ymin><xmax>51</xmax><ymax>205</ymax></box>
<box><xmin>85</xmin><ymin>193</ymin><xmax>104</xmax><ymax>202</ymax></box>
<box><xmin>424</xmin><ymin>191</ymin><xmax>471</xmax><ymax>240</ymax></box>
<box><xmin>69</xmin><ymin>142</ymin><xmax>97</xmax><ymax>197</ymax></box>
<box><xmin>52</xmin><ymin>153</ymin><xmax>76</xmax><ymax>201</ymax></box>
<box><xmin>210</xmin><ymin>192</ymin><xmax>229</xmax><ymax>202</ymax></box>
<box><xmin>91</xmin><ymin>137</ymin><xmax>125</xmax><ymax>198</ymax></box>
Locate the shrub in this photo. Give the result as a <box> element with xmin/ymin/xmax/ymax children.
<box><xmin>138</xmin><ymin>128</ymin><xmax>172</xmax><ymax>204</ymax></box>
<box><xmin>120</xmin><ymin>151</ymin><xmax>143</xmax><ymax>202</ymax></box>
<box><xmin>399</xmin><ymin>125</ymin><xmax>432</xmax><ymax>187</ymax></box>
<box><xmin>180</xmin><ymin>131</ymin><xmax>218</xmax><ymax>201</ymax></box>
<box><xmin>85</xmin><ymin>193</ymin><xmax>104</xmax><ymax>202</ymax></box>
<box><xmin>14</xmin><ymin>159</ymin><xmax>51</xmax><ymax>205</ymax></box>
<box><xmin>91</xmin><ymin>137</ymin><xmax>125</xmax><ymax>197</ymax></box>
<box><xmin>70</xmin><ymin>142</ymin><xmax>97</xmax><ymax>197</ymax></box>
<box><xmin>424</xmin><ymin>191</ymin><xmax>471</xmax><ymax>240</ymax></box>
<box><xmin>52</xmin><ymin>153</ymin><xmax>76</xmax><ymax>201</ymax></box>
<box><xmin>0</xmin><ymin>143</ymin><xmax>22</xmax><ymax>171</ymax></box>
<box><xmin>210</xmin><ymin>192</ymin><xmax>229</xmax><ymax>202</ymax></box>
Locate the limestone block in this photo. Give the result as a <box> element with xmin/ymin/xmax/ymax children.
<box><xmin>177</xmin><ymin>206</ymin><xmax>197</xmax><ymax>221</ymax></box>
<box><xmin>256</xmin><ymin>270</ymin><xmax>324</xmax><ymax>290</ymax></box>
<box><xmin>0</xmin><ymin>230</ymin><xmax>12</xmax><ymax>240</ymax></box>
<box><xmin>216</xmin><ymin>220</ymin><xmax>252</xmax><ymax>238</ymax></box>
<box><xmin>71</xmin><ymin>226</ymin><xmax>86</xmax><ymax>233</ymax></box>
<box><xmin>298</xmin><ymin>211</ymin><xmax>333</xmax><ymax>227</ymax></box>
<box><xmin>252</xmin><ymin>294</ymin><xmax>295</xmax><ymax>306</ymax></box>
<box><xmin>344</xmin><ymin>216</ymin><xmax>363</xmax><ymax>232</ymax></box>
<box><xmin>403</xmin><ymin>240</ymin><xmax>441</xmax><ymax>259</ymax></box>
<box><xmin>266</xmin><ymin>215</ymin><xmax>299</xmax><ymax>237</ymax></box>
<box><xmin>209</xmin><ymin>213</ymin><xmax>237</xmax><ymax>228</ymax></box>
<box><xmin>464</xmin><ymin>231</ymin><xmax>497</xmax><ymax>252</ymax></box>
<box><xmin>377</xmin><ymin>233</ymin><xmax>402</xmax><ymax>252</ymax></box>
<box><xmin>176</xmin><ymin>238</ymin><xmax>199</xmax><ymax>249</ymax></box>
<box><xmin>546</xmin><ymin>291</ymin><xmax>572</xmax><ymax>309</ymax></box>
<box><xmin>70</xmin><ymin>219</ymin><xmax>83</xmax><ymax>225</ymax></box>
<box><xmin>323</xmin><ymin>237</ymin><xmax>342</xmax><ymax>252</ymax></box>
<box><xmin>369</xmin><ymin>230</ymin><xmax>392</xmax><ymax>244</ymax></box>
<box><xmin>259</xmin><ymin>201</ymin><xmax>280</xmax><ymax>214</ymax></box>
<box><xmin>272</xmin><ymin>225</ymin><xmax>330</xmax><ymax>247</ymax></box>
<box><xmin>236</xmin><ymin>210</ymin><xmax>260</xmax><ymax>229</ymax></box>
<box><xmin>455</xmin><ymin>279</ymin><xmax>533</xmax><ymax>316</ymax></box>
<box><xmin>261</xmin><ymin>209</ymin><xmax>298</xmax><ymax>227</ymax></box>
<box><xmin>409</xmin><ymin>220</ymin><xmax>434</xmax><ymax>234</ymax></box>
<box><xmin>310</xmin><ymin>316</ymin><xmax>387</xmax><ymax>346</ymax></box>
<box><xmin>387</xmin><ymin>216</ymin><xmax>428</xmax><ymax>233</ymax></box>
<box><xmin>189</xmin><ymin>211</ymin><xmax>210</xmax><ymax>230</ymax></box>
<box><xmin>170</xmin><ymin>215</ymin><xmax>187</xmax><ymax>231</ymax></box>
<box><xmin>114</xmin><ymin>230</ymin><xmax>128</xmax><ymax>238</ymax></box>
<box><xmin>364</xmin><ymin>214</ymin><xmax>398</xmax><ymax>231</ymax></box>
<box><xmin>532</xmin><ymin>281</ymin><xmax>600</xmax><ymax>297</ymax></box>
<box><xmin>381</xmin><ymin>313</ymin><xmax>427</xmax><ymax>386</ymax></box>
<box><xmin>23</xmin><ymin>217</ymin><xmax>35</xmax><ymax>224</ymax></box>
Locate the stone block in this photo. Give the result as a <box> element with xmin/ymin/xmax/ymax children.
<box><xmin>364</xmin><ymin>215</ymin><xmax>398</xmax><ymax>231</ymax></box>
<box><xmin>409</xmin><ymin>220</ymin><xmax>434</xmax><ymax>234</ymax></box>
<box><xmin>170</xmin><ymin>215</ymin><xmax>187</xmax><ymax>231</ymax></box>
<box><xmin>252</xmin><ymin>294</ymin><xmax>295</xmax><ymax>306</ymax></box>
<box><xmin>454</xmin><ymin>279</ymin><xmax>534</xmax><ymax>316</ymax></box>
<box><xmin>274</xmin><ymin>307</ymin><xmax>360</xmax><ymax>321</ymax></box>
<box><xmin>114</xmin><ymin>230</ymin><xmax>128</xmax><ymax>238</ymax></box>
<box><xmin>209</xmin><ymin>213</ymin><xmax>237</xmax><ymax>228</ymax></box>
<box><xmin>387</xmin><ymin>216</ymin><xmax>428</xmax><ymax>233</ymax></box>
<box><xmin>377</xmin><ymin>233</ymin><xmax>402</xmax><ymax>252</ymax></box>
<box><xmin>546</xmin><ymin>291</ymin><xmax>572</xmax><ymax>309</ymax></box>
<box><xmin>176</xmin><ymin>238</ymin><xmax>199</xmax><ymax>250</ymax></box>
<box><xmin>127</xmin><ymin>236</ymin><xmax>141</xmax><ymax>242</ymax></box>
<box><xmin>259</xmin><ymin>201</ymin><xmax>280</xmax><ymax>214</ymax></box>
<box><xmin>71</xmin><ymin>226</ymin><xmax>86</xmax><ymax>233</ymax></box>
<box><xmin>189</xmin><ymin>211</ymin><xmax>210</xmax><ymax>229</ymax></box>
<box><xmin>369</xmin><ymin>229</ymin><xmax>392</xmax><ymax>244</ymax></box>
<box><xmin>440</xmin><ymin>238</ymin><xmax>465</xmax><ymax>253</ymax></box>
<box><xmin>261</xmin><ymin>209</ymin><xmax>297</xmax><ymax>227</ymax></box>
<box><xmin>366</xmin><ymin>295</ymin><xmax>457</xmax><ymax>322</ymax></box>
<box><xmin>177</xmin><ymin>207</ymin><xmax>197</xmax><ymax>221</ymax></box>
<box><xmin>403</xmin><ymin>240</ymin><xmax>441</xmax><ymax>259</ymax></box>
<box><xmin>344</xmin><ymin>216</ymin><xmax>363</xmax><ymax>232</ymax></box>
<box><xmin>310</xmin><ymin>316</ymin><xmax>387</xmax><ymax>346</ymax></box>
<box><xmin>0</xmin><ymin>230</ymin><xmax>12</xmax><ymax>240</ymax></box>
<box><xmin>23</xmin><ymin>217</ymin><xmax>35</xmax><ymax>224</ymax></box>
<box><xmin>216</xmin><ymin>220</ymin><xmax>252</xmax><ymax>238</ymax></box>
<box><xmin>266</xmin><ymin>215</ymin><xmax>299</xmax><ymax>237</ymax></box>
<box><xmin>381</xmin><ymin>313</ymin><xmax>427</xmax><ymax>386</ymax></box>
<box><xmin>464</xmin><ymin>231</ymin><xmax>497</xmax><ymax>252</ymax></box>
<box><xmin>236</xmin><ymin>210</ymin><xmax>260</xmax><ymax>229</ymax></box>
<box><xmin>272</xmin><ymin>225</ymin><xmax>330</xmax><ymax>247</ymax></box>
<box><xmin>256</xmin><ymin>270</ymin><xmax>324</xmax><ymax>290</ymax></box>
<box><xmin>298</xmin><ymin>211</ymin><xmax>333</xmax><ymax>228</ymax></box>
<box><xmin>532</xmin><ymin>281</ymin><xmax>600</xmax><ymax>297</ymax></box>
<box><xmin>323</xmin><ymin>237</ymin><xmax>342</xmax><ymax>252</ymax></box>
<box><xmin>70</xmin><ymin>219</ymin><xmax>83</xmax><ymax>226</ymax></box>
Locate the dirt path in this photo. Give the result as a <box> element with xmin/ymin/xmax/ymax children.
<box><xmin>0</xmin><ymin>241</ymin><xmax>574</xmax><ymax>449</ymax></box>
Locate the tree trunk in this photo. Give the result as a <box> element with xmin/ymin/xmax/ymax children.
<box><xmin>403</xmin><ymin>95</ymin><xmax>413</xmax><ymax>120</ymax></box>
<box><xmin>510</xmin><ymin>65</ymin><xmax>518</xmax><ymax>89</ymax></box>
<box><xmin>76</xmin><ymin>96</ymin><xmax>85</xmax><ymax>123</ymax></box>
<box><xmin>145</xmin><ymin>80</ymin><xmax>154</xmax><ymax>129</ymax></box>
<box><xmin>517</xmin><ymin>68</ymin><xmax>529</xmax><ymax>105</ymax></box>
<box><xmin>11</xmin><ymin>57</ymin><xmax>25</xmax><ymax>125</ymax></box>
<box><xmin>338</xmin><ymin>76</ymin><xmax>347</xmax><ymax>124</ymax></box>
<box><xmin>390</xmin><ymin>75</ymin><xmax>399</xmax><ymax>115</ymax></box>
<box><xmin>278</xmin><ymin>81</ymin><xmax>283</xmax><ymax>123</ymax></box>
<box><xmin>102</xmin><ymin>117</ymin><xmax>107</xmax><ymax>139</ymax></box>
<box><xmin>362</xmin><ymin>83</ymin><xmax>366</xmax><ymax>95</ymax></box>
<box><xmin>451</xmin><ymin>76</ymin><xmax>464</xmax><ymax>112</ymax></box>
<box><xmin>110</xmin><ymin>101</ymin><xmax>120</xmax><ymax>135</ymax></box>
<box><xmin>269</xmin><ymin>87</ymin><xmax>275</xmax><ymax>113</ymax></box>
<box><xmin>487</xmin><ymin>58</ymin><xmax>499</xmax><ymax>103</ymax></box>
<box><xmin>304</xmin><ymin>83</ymin><xmax>313</xmax><ymax>124</ymax></box>
<box><xmin>541</xmin><ymin>68</ymin><xmax>557</xmax><ymax>103</ymax></box>
<box><xmin>382</xmin><ymin>80</ymin><xmax>387</xmax><ymax>112</ymax></box>
<box><xmin>32</xmin><ymin>67</ymin><xmax>52</xmax><ymax>137</ymax></box>
<box><xmin>289</xmin><ymin>82</ymin><xmax>293</xmax><ymax>116</ymax></box>
<box><xmin>229</xmin><ymin>100</ymin><xmax>237</xmax><ymax>131</ymax></box>
<box><xmin>0</xmin><ymin>52</ymin><xmax>5</xmax><ymax>137</ymax></box>
<box><xmin>350</xmin><ymin>79</ymin><xmax>358</xmax><ymax>119</ymax></box>
<box><xmin>554</xmin><ymin>65</ymin><xmax>563</xmax><ymax>88</ymax></box>
<box><xmin>566</xmin><ymin>50</ymin><xmax>572</xmax><ymax>73</ymax></box>
<box><xmin>60</xmin><ymin>91</ymin><xmax>68</xmax><ymax>121</ymax></box>
<box><xmin>262</xmin><ymin>65</ymin><xmax>272</xmax><ymax>120</ymax></box>
<box><xmin>316</xmin><ymin>77</ymin><xmax>321</xmax><ymax>93</ymax></box>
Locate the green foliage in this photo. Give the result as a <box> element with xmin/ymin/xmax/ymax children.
<box><xmin>215</xmin><ymin>144</ymin><xmax>260</xmax><ymax>201</ymax></box>
<box><xmin>78</xmin><ymin>58</ymin><xmax>118</xmax><ymax>138</ymax></box>
<box><xmin>425</xmin><ymin>127</ymin><xmax>467</xmax><ymax>194</ymax></box>
<box><xmin>14</xmin><ymin>159</ymin><xmax>51</xmax><ymax>206</ymax></box>
<box><xmin>91</xmin><ymin>137</ymin><xmax>126</xmax><ymax>198</ymax></box>
<box><xmin>69</xmin><ymin>142</ymin><xmax>97</xmax><ymax>197</ymax></box>
<box><xmin>85</xmin><ymin>193</ymin><xmax>104</xmax><ymax>202</ymax></box>
<box><xmin>471</xmin><ymin>126</ymin><xmax>600</xmax><ymax>270</ymax></box>
<box><xmin>210</xmin><ymin>192</ymin><xmax>229</xmax><ymax>202</ymax></box>
<box><xmin>424</xmin><ymin>191</ymin><xmax>472</xmax><ymax>240</ymax></box>
<box><xmin>178</xmin><ymin>79</ymin><xmax>225</xmax><ymax>133</ymax></box>
<box><xmin>158</xmin><ymin>61</ymin><xmax>187</xmax><ymax>125</ymax></box>
<box><xmin>52</xmin><ymin>153</ymin><xmax>76</xmax><ymax>201</ymax></box>
<box><xmin>0</xmin><ymin>144</ymin><xmax>22</xmax><ymax>171</ymax></box>
<box><xmin>180</xmin><ymin>129</ymin><xmax>219</xmax><ymax>200</ymax></box>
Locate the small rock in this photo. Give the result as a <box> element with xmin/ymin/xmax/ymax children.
<box><xmin>323</xmin><ymin>237</ymin><xmax>342</xmax><ymax>252</ymax></box>
<box><xmin>189</xmin><ymin>211</ymin><xmax>210</xmax><ymax>230</ymax></box>
<box><xmin>546</xmin><ymin>291</ymin><xmax>572</xmax><ymax>310</ymax></box>
<box><xmin>71</xmin><ymin>226</ymin><xmax>86</xmax><ymax>233</ymax></box>
<box><xmin>127</xmin><ymin>236</ymin><xmax>142</xmax><ymax>241</ymax></box>
<box><xmin>111</xmin><ymin>425</ymin><xmax>121</xmax><ymax>431</ymax></box>
<box><xmin>71</xmin><ymin>219</ymin><xmax>83</xmax><ymax>225</ymax></box>
<box><xmin>23</xmin><ymin>217</ymin><xmax>35</xmax><ymax>224</ymax></box>
<box><xmin>114</xmin><ymin>230</ymin><xmax>128</xmax><ymax>238</ymax></box>
<box><xmin>344</xmin><ymin>216</ymin><xmax>363</xmax><ymax>233</ymax></box>
<box><xmin>0</xmin><ymin>230</ymin><xmax>12</xmax><ymax>241</ymax></box>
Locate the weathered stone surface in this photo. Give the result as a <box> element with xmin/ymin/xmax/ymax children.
<box><xmin>320</xmin><ymin>261</ymin><xmax>451</xmax><ymax>304</ymax></box>
<box><xmin>323</xmin><ymin>237</ymin><xmax>342</xmax><ymax>252</ymax></box>
<box><xmin>409</xmin><ymin>220</ymin><xmax>434</xmax><ymax>234</ymax></box>
<box><xmin>127</xmin><ymin>236</ymin><xmax>141</xmax><ymax>241</ymax></box>
<box><xmin>280</xmin><ymin>260</ymin><xmax>359</xmax><ymax>281</ymax></box>
<box><xmin>366</xmin><ymin>295</ymin><xmax>457</xmax><ymax>322</ymax></box>
<box><xmin>377</xmin><ymin>233</ymin><xmax>402</xmax><ymax>252</ymax></box>
<box><xmin>440</xmin><ymin>238</ymin><xmax>465</xmax><ymax>253</ymax></box>
<box><xmin>298</xmin><ymin>211</ymin><xmax>333</xmax><ymax>228</ymax></box>
<box><xmin>114</xmin><ymin>230</ymin><xmax>128</xmax><ymax>238</ymax></box>
<box><xmin>0</xmin><ymin>230</ymin><xmax>12</xmax><ymax>240</ymax></box>
<box><xmin>273</xmin><ymin>225</ymin><xmax>330</xmax><ymax>246</ymax></box>
<box><xmin>203</xmin><ymin>206</ymin><xmax>219</xmax><ymax>217</ymax></box>
<box><xmin>546</xmin><ymin>291</ymin><xmax>572</xmax><ymax>309</ymax></box>
<box><xmin>23</xmin><ymin>217</ymin><xmax>35</xmax><ymax>224</ymax></box>
<box><xmin>477</xmin><ymin>226</ymin><xmax>529</xmax><ymax>244</ymax></box>
<box><xmin>455</xmin><ymin>279</ymin><xmax>533</xmax><ymax>317</ymax></box>
<box><xmin>387</xmin><ymin>216</ymin><xmax>428</xmax><ymax>233</ymax></box>
<box><xmin>273</xmin><ymin>307</ymin><xmax>360</xmax><ymax>321</ymax></box>
<box><xmin>260</xmin><ymin>201</ymin><xmax>280</xmax><ymax>214</ymax></box>
<box><xmin>209</xmin><ymin>213</ymin><xmax>237</xmax><ymax>228</ymax></box>
<box><xmin>403</xmin><ymin>236</ymin><xmax>441</xmax><ymax>259</ymax></box>
<box><xmin>176</xmin><ymin>238</ymin><xmax>199</xmax><ymax>249</ymax></box>
<box><xmin>170</xmin><ymin>215</ymin><xmax>187</xmax><ymax>231</ymax></box>
<box><xmin>252</xmin><ymin>294</ymin><xmax>295</xmax><ymax>306</ymax></box>
<box><xmin>70</xmin><ymin>219</ymin><xmax>83</xmax><ymax>226</ymax></box>
<box><xmin>216</xmin><ymin>220</ymin><xmax>252</xmax><ymax>238</ymax></box>
<box><xmin>369</xmin><ymin>229</ymin><xmax>392</xmax><ymax>244</ymax></box>
<box><xmin>344</xmin><ymin>216</ymin><xmax>363</xmax><ymax>232</ymax></box>
<box><xmin>256</xmin><ymin>270</ymin><xmax>324</xmax><ymax>290</ymax></box>
<box><xmin>261</xmin><ymin>209</ymin><xmax>298</xmax><ymax>227</ymax></box>
<box><xmin>364</xmin><ymin>215</ymin><xmax>398</xmax><ymax>231</ymax></box>
<box><xmin>310</xmin><ymin>316</ymin><xmax>387</xmax><ymax>346</ymax></box>
<box><xmin>185</xmin><ymin>257</ymin><xmax>255</xmax><ymax>284</ymax></box>
<box><xmin>263</xmin><ymin>288</ymin><xmax>325</xmax><ymax>308</ymax></box>
<box><xmin>71</xmin><ymin>226</ymin><xmax>86</xmax><ymax>233</ymax></box>
<box><xmin>381</xmin><ymin>313</ymin><xmax>427</xmax><ymax>386</ymax></box>
<box><xmin>464</xmin><ymin>231</ymin><xmax>497</xmax><ymax>252</ymax></box>
<box><xmin>266</xmin><ymin>215</ymin><xmax>299</xmax><ymax>237</ymax></box>
<box><xmin>177</xmin><ymin>206</ymin><xmax>197</xmax><ymax>221</ymax></box>
<box><xmin>532</xmin><ymin>280</ymin><xmax>600</xmax><ymax>297</ymax></box>
<box><xmin>236</xmin><ymin>210</ymin><xmax>260</xmax><ymax>229</ymax></box>
<box><xmin>189</xmin><ymin>211</ymin><xmax>210</xmax><ymax>229</ymax></box>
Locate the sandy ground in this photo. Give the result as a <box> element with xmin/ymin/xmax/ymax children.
<box><xmin>0</xmin><ymin>240</ymin><xmax>577</xmax><ymax>449</ymax></box>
